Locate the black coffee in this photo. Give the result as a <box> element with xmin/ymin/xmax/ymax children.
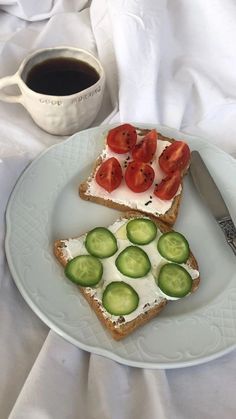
<box><xmin>26</xmin><ymin>57</ymin><xmax>100</xmax><ymax>96</ymax></box>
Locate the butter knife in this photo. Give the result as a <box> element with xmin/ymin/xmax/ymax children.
<box><xmin>190</xmin><ymin>150</ymin><xmax>236</xmax><ymax>256</ymax></box>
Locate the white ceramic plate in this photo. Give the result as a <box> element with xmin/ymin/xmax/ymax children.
<box><xmin>5</xmin><ymin>124</ymin><xmax>236</xmax><ymax>369</ymax></box>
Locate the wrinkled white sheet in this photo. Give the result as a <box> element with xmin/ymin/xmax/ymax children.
<box><xmin>1</xmin><ymin>1</ymin><xmax>236</xmax><ymax>418</ymax></box>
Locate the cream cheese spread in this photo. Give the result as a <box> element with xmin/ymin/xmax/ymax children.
<box><xmin>60</xmin><ymin>219</ymin><xmax>199</xmax><ymax>326</ymax></box>
<box><xmin>86</xmin><ymin>136</ymin><xmax>182</xmax><ymax>216</ymax></box>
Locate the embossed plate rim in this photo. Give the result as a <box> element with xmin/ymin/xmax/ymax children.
<box><xmin>5</xmin><ymin>123</ymin><xmax>236</xmax><ymax>369</ymax></box>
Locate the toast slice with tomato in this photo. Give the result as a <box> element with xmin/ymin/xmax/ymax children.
<box><xmin>79</xmin><ymin>124</ymin><xmax>191</xmax><ymax>226</ymax></box>
<box><xmin>54</xmin><ymin>211</ymin><xmax>200</xmax><ymax>340</ymax></box>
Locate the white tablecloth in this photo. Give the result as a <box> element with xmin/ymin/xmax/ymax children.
<box><xmin>1</xmin><ymin>1</ymin><xmax>236</xmax><ymax>418</ymax></box>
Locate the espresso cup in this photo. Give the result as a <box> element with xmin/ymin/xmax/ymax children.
<box><xmin>0</xmin><ymin>46</ymin><xmax>105</xmax><ymax>135</ymax></box>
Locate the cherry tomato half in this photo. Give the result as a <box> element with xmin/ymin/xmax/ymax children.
<box><xmin>107</xmin><ymin>124</ymin><xmax>137</xmax><ymax>154</ymax></box>
<box><xmin>95</xmin><ymin>157</ymin><xmax>122</xmax><ymax>193</ymax></box>
<box><xmin>125</xmin><ymin>161</ymin><xmax>155</xmax><ymax>193</ymax></box>
<box><xmin>159</xmin><ymin>141</ymin><xmax>190</xmax><ymax>174</ymax></box>
<box><xmin>154</xmin><ymin>171</ymin><xmax>181</xmax><ymax>200</ymax></box>
<box><xmin>131</xmin><ymin>129</ymin><xmax>158</xmax><ymax>163</ymax></box>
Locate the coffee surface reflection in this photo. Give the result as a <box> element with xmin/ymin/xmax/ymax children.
<box><xmin>26</xmin><ymin>57</ymin><xmax>100</xmax><ymax>96</ymax></box>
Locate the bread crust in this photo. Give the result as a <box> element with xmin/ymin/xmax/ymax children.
<box><xmin>54</xmin><ymin>211</ymin><xmax>200</xmax><ymax>340</ymax></box>
<box><xmin>78</xmin><ymin>128</ymin><xmax>189</xmax><ymax>226</ymax></box>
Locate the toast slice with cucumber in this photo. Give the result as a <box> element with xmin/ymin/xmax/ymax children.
<box><xmin>79</xmin><ymin>124</ymin><xmax>191</xmax><ymax>226</ymax></box>
<box><xmin>54</xmin><ymin>211</ymin><xmax>200</xmax><ymax>340</ymax></box>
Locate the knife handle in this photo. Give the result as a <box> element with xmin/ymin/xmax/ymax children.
<box><xmin>218</xmin><ymin>217</ymin><xmax>236</xmax><ymax>255</ymax></box>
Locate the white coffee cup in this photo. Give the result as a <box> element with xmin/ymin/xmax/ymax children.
<box><xmin>0</xmin><ymin>46</ymin><xmax>105</xmax><ymax>136</ymax></box>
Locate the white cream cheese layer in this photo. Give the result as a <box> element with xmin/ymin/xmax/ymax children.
<box><xmin>86</xmin><ymin>137</ymin><xmax>182</xmax><ymax>216</ymax></box>
<box><xmin>60</xmin><ymin>219</ymin><xmax>199</xmax><ymax>325</ymax></box>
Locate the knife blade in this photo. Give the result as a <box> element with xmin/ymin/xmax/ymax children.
<box><xmin>190</xmin><ymin>150</ymin><xmax>236</xmax><ymax>256</ymax></box>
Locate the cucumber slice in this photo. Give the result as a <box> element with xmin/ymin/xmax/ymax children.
<box><xmin>157</xmin><ymin>231</ymin><xmax>190</xmax><ymax>263</ymax></box>
<box><xmin>126</xmin><ymin>218</ymin><xmax>157</xmax><ymax>245</ymax></box>
<box><xmin>85</xmin><ymin>227</ymin><xmax>118</xmax><ymax>258</ymax></box>
<box><xmin>115</xmin><ymin>223</ymin><xmax>127</xmax><ymax>240</ymax></box>
<box><xmin>157</xmin><ymin>263</ymin><xmax>192</xmax><ymax>297</ymax></box>
<box><xmin>65</xmin><ymin>255</ymin><xmax>103</xmax><ymax>286</ymax></box>
<box><xmin>102</xmin><ymin>281</ymin><xmax>139</xmax><ymax>315</ymax></box>
<box><xmin>115</xmin><ymin>246</ymin><xmax>151</xmax><ymax>278</ymax></box>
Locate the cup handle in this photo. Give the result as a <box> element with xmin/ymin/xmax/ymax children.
<box><xmin>0</xmin><ymin>73</ymin><xmax>23</xmax><ymax>104</ymax></box>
